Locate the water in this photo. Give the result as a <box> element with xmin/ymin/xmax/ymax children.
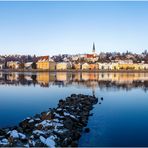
<box><xmin>0</xmin><ymin>72</ymin><xmax>148</xmax><ymax>146</ymax></box>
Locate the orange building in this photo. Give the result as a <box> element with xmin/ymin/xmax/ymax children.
<box><xmin>89</xmin><ymin>63</ymin><xmax>99</xmax><ymax>70</ymax></box>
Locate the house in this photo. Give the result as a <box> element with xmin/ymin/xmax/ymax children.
<box><xmin>0</xmin><ymin>63</ymin><xmax>5</xmax><ymax>69</ymax></box>
<box><xmin>24</xmin><ymin>62</ymin><xmax>33</xmax><ymax>69</ymax></box>
<box><xmin>117</xmin><ymin>60</ymin><xmax>133</xmax><ymax>64</ymax></box>
<box><xmin>111</xmin><ymin>63</ymin><xmax>119</xmax><ymax>70</ymax></box>
<box><xmin>72</xmin><ymin>63</ymin><xmax>81</xmax><ymax>70</ymax></box>
<box><xmin>49</xmin><ymin>61</ymin><xmax>56</xmax><ymax>71</ymax></box>
<box><xmin>37</xmin><ymin>56</ymin><xmax>49</xmax><ymax>70</ymax></box>
<box><xmin>82</xmin><ymin>63</ymin><xmax>89</xmax><ymax>70</ymax></box>
<box><xmin>89</xmin><ymin>63</ymin><xmax>99</xmax><ymax>70</ymax></box>
<box><xmin>56</xmin><ymin>62</ymin><xmax>71</xmax><ymax>70</ymax></box>
<box><xmin>98</xmin><ymin>63</ymin><xmax>111</xmax><ymax>70</ymax></box>
<box><xmin>118</xmin><ymin>63</ymin><xmax>135</xmax><ymax>70</ymax></box>
<box><xmin>7</xmin><ymin>61</ymin><xmax>20</xmax><ymax>69</ymax></box>
<box><xmin>141</xmin><ymin>64</ymin><xmax>148</xmax><ymax>70</ymax></box>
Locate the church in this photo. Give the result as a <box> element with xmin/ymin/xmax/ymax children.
<box><xmin>84</xmin><ymin>43</ymin><xmax>98</xmax><ymax>62</ymax></box>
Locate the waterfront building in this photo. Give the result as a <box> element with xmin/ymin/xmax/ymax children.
<box><xmin>118</xmin><ymin>60</ymin><xmax>133</xmax><ymax>64</ymax></box>
<box><xmin>111</xmin><ymin>63</ymin><xmax>119</xmax><ymax>70</ymax></box>
<box><xmin>37</xmin><ymin>56</ymin><xmax>49</xmax><ymax>70</ymax></box>
<box><xmin>0</xmin><ymin>63</ymin><xmax>5</xmax><ymax>69</ymax></box>
<box><xmin>24</xmin><ymin>62</ymin><xmax>33</xmax><ymax>69</ymax></box>
<box><xmin>98</xmin><ymin>63</ymin><xmax>111</xmax><ymax>70</ymax></box>
<box><xmin>82</xmin><ymin>63</ymin><xmax>89</xmax><ymax>70</ymax></box>
<box><xmin>118</xmin><ymin>63</ymin><xmax>135</xmax><ymax>70</ymax></box>
<box><xmin>56</xmin><ymin>62</ymin><xmax>71</xmax><ymax>70</ymax></box>
<box><xmin>89</xmin><ymin>63</ymin><xmax>99</xmax><ymax>70</ymax></box>
<box><xmin>140</xmin><ymin>63</ymin><xmax>148</xmax><ymax>70</ymax></box>
<box><xmin>7</xmin><ymin>61</ymin><xmax>20</xmax><ymax>69</ymax></box>
<box><xmin>73</xmin><ymin>63</ymin><xmax>81</xmax><ymax>70</ymax></box>
<box><xmin>49</xmin><ymin>61</ymin><xmax>56</xmax><ymax>71</ymax></box>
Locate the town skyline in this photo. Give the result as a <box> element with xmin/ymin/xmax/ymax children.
<box><xmin>0</xmin><ymin>1</ymin><xmax>148</xmax><ymax>55</ymax></box>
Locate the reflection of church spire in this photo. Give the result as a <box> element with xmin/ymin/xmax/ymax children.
<box><xmin>92</xmin><ymin>87</ymin><xmax>95</xmax><ymax>97</ymax></box>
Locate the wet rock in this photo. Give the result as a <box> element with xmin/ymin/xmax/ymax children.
<box><xmin>84</xmin><ymin>128</ymin><xmax>90</xmax><ymax>133</ymax></box>
<box><xmin>63</xmin><ymin>118</ymin><xmax>74</xmax><ymax>130</ymax></box>
<box><xmin>71</xmin><ymin>141</ymin><xmax>78</xmax><ymax>147</ymax></box>
<box><xmin>61</xmin><ymin>137</ymin><xmax>72</xmax><ymax>146</ymax></box>
<box><xmin>101</xmin><ymin>97</ymin><xmax>103</xmax><ymax>101</ymax></box>
<box><xmin>0</xmin><ymin>129</ymin><xmax>6</xmax><ymax>136</ymax></box>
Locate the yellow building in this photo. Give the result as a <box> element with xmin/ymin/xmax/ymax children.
<box><xmin>111</xmin><ymin>63</ymin><xmax>119</xmax><ymax>70</ymax></box>
<box><xmin>56</xmin><ymin>62</ymin><xmax>71</xmax><ymax>70</ymax></box>
<box><xmin>82</xmin><ymin>63</ymin><xmax>89</xmax><ymax>70</ymax></box>
<box><xmin>37</xmin><ymin>56</ymin><xmax>49</xmax><ymax>70</ymax></box>
<box><xmin>118</xmin><ymin>64</ymin><xmax>135</xmax><ymax>70</ymax></box>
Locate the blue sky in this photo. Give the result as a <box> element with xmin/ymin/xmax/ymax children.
<box><xmin>0</xmin><ymin>1</ymin><xmax>148</xmax><ymax>55</ymax></box>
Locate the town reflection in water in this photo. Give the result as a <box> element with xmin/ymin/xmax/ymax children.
<box><xmin>0</xmin><ymin>72</ymin><xmax>148</xmax><ymax>91</ymax></box>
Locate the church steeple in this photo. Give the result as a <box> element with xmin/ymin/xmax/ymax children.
<box><xmin>92</xmin><ymin>42</ymin><xmax>95</xmax><ymax>53</ymax></box>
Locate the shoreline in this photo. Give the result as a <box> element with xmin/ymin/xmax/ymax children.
<box><xmin>0</xmin><ymin>94</ymin><xmax>98</xmax><ymax>147</ymax></box>
<box><xmin>1</xmin><ymin>69</ymin><xmax>148</xmax><ymax>73</ymax></box>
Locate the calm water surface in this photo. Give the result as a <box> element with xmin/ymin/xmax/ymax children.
<box><xmin>0</xmin><ymin>72</ymin><xmax>148</xmax><ymax>146</ymax></box>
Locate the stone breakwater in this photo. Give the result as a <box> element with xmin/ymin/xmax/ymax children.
<box><xmin>0</xmin><ymin>94</ymin><xmax>98</xmax><ymax>147</ymax></box>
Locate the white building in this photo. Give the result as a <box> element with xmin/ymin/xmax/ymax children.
<box><xmin>98</xmin><ymin>63</ymin><xmax>112</xmax><ymax>70</ymax></box>
<box><xmin>7</xmin><ymin>61</ymin><xmax>20</xmax><ymax>69</ymax></box>
<box><xmin>0</xmin><ymin>63</ymin><xmax>5</xmax><ymax>69</ymax></box>
<box><xmin>24</xmin><ymin>62</ymin><xmax>33</xmax><ymax>69</ymax></box>
<box><xmin>82</xmin><ymin>63</ymin><xmax>89</xmax><ymax>70</ymax></box>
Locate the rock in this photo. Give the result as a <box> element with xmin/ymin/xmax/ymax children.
<box><xmin>0</xmin><ymin>129</ymin><xmax>6</xmax><ymax>136</ymax></box>
<box><xmin>71</xmin><ymin>141</ymin><xmax>78</xmax><ymax>147</ymax></box>
<box><xmin>61</xmin><ymin>137</ymin><xmax>72</xmax><ymax>146</ymax></box>
<box><xmin>84</xmin><ymin>128</ymin><xmax>90</xmax><ymax>133</ymax></box>
<box><xmin>72</xmin><ymin>130</ymin><xmax>81</xmax><ymax>140</ymax></box>
<box><xmin>40</xmin><ymin>112</ymin><xmax>52</xmax><ymax>120</ymax></box>
<box><xmin>36</xmin><ymin>124</ymin><xmax>43</xmax><ymax>130</ymax></box>
<box><xmin>63</xmin><ymin>118</ymin><xmax>74</xmax><ymax>130</ymax></box>
<box><xmin>101</xmin><ymin>97</ymin><xmax>103</xmax><ymax>100</ymax></box>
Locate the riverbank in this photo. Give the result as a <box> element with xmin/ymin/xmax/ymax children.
<box><xmin>0</xmin><ymin>94</ymin><xmax>98</xmax><ymax>147</ymax></box>
<box><xmin>1</xmin><ymin>69</ymin><xmax>148</xmax><ymax>73</ymax></box>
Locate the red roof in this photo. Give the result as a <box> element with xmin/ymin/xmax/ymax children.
<box><xmin>38</xmin><ymin>56</ymin><xmax>49</xmax><ymax>62</ymax></box>
<box><xmin>85</xmin><ymin>54</ymin><xmax>95</xmax><ymax>58</ymax></box>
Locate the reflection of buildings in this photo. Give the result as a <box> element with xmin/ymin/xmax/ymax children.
<box><xmin>6</xmin><ymin>73</ymin><xmax>19</xmax><ymax>81</ymax></box>
<box><xmin>0</xmin><ymin>72</ymin><xmax>148</xmax><ymax>91</ymax></box>
<box><xmin>37</xmin><ymin>73</ymin><xmax>49</xmax><ymax>87</ymax></box>
<box><xmin>56</xmin><ymin>72</ymin><xmax>67</xmax><ymax>81</ymax></box>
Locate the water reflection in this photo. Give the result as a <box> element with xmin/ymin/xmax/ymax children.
<box><xmin>0</xmin><ymin>72</ymin><xmax>148</xmax><ymax>91</ymax></box>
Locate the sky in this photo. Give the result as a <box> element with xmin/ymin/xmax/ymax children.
<box><xmin>0</xmin><ymin>1</ymin><xmax>148</xmax><ymax>56</ymax></box>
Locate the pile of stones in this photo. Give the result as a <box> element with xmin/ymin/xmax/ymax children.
<box><xmin>0</xmin><ymin>94</ymin><xmax>98</xmax><ymax>147</ymax></box>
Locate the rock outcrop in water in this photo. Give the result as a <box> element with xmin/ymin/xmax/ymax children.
<box><xmin>0</xmin><ymin>94</ymin><xmax>98</xmax><ymax>147</ymax></box>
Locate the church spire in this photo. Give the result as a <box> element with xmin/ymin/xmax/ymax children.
<box><xmin>92</xmin><ymin>42</ymin><xmax>95</xmax><ymax>53</ymax></box>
